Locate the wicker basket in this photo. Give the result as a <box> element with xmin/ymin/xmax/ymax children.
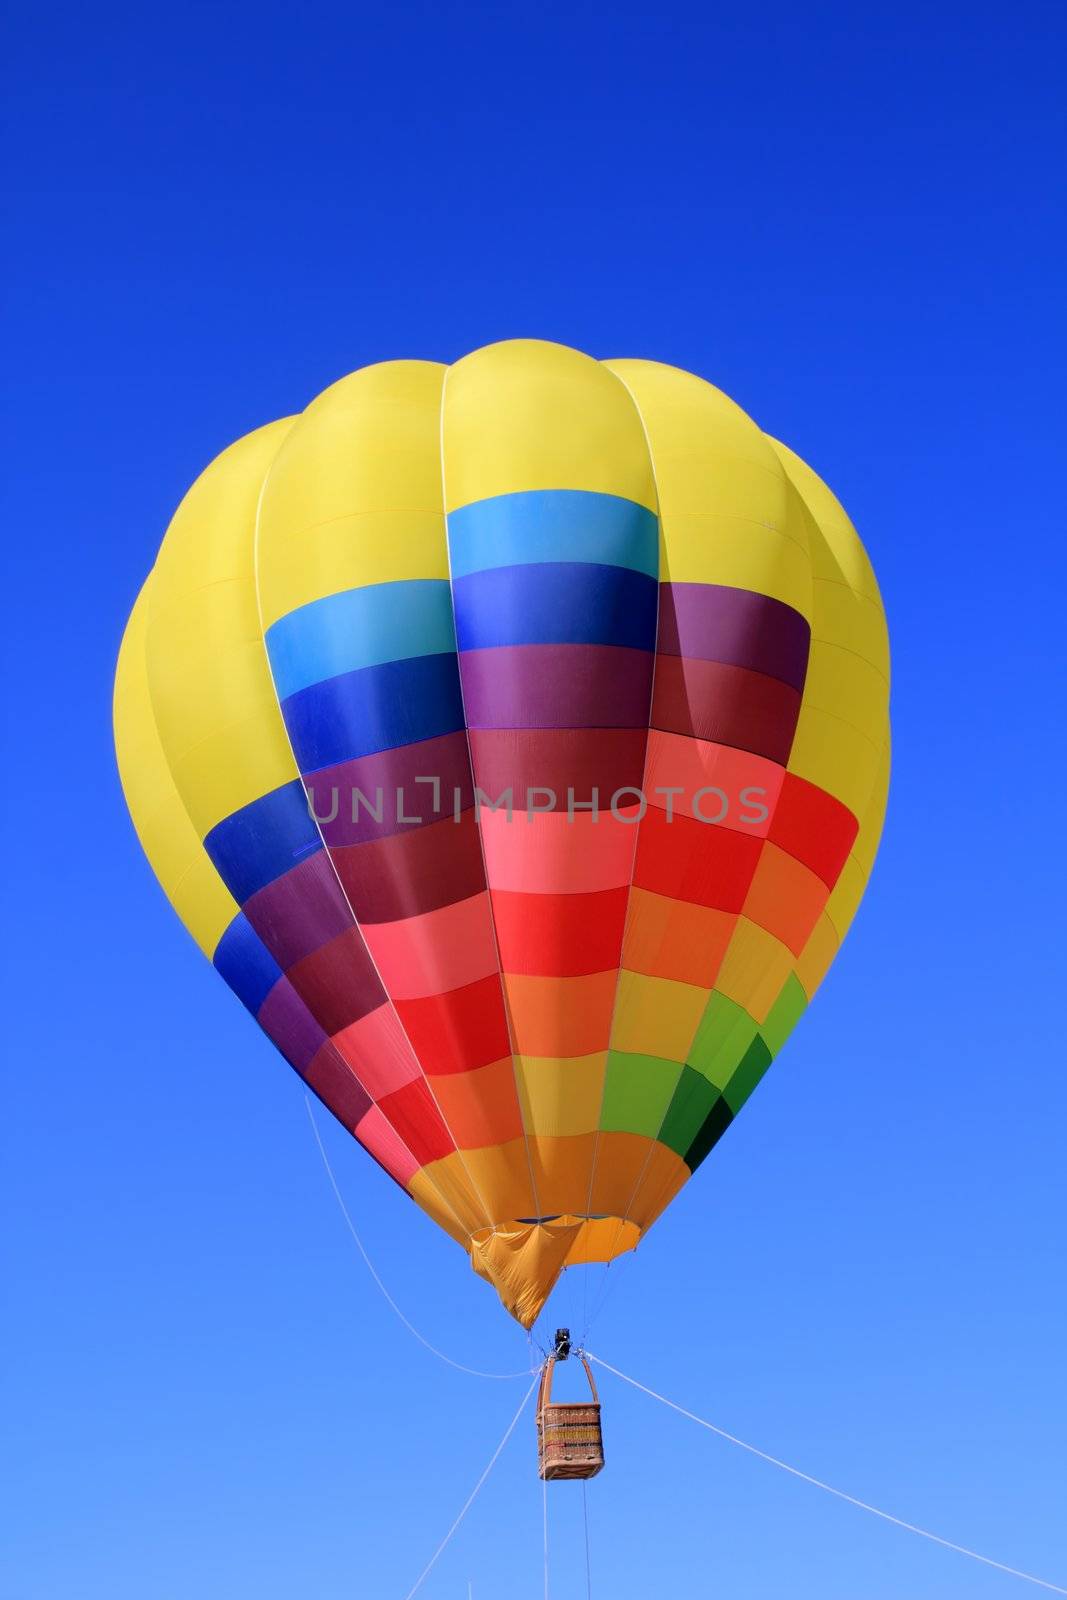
<box><xmin>536</xmin><ymin>1354</ymin><xmax>604</xmax><ymax>1480</ymax></box>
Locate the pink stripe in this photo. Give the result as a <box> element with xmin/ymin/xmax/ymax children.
<box><xmin>361</xmin><ymin>892</ymin><xmax>500</xmax><ymax>1000</ymax></box>
<box><xmin>333</xmin><ymin>1003</ymin><xmax>422</xmax><ymax>1099</ymax></box>
<box><xmin>479</xmin><ymin>806</ymin><xmax>640</xmax><ymax>893</ymax></box>
<box><xmin>644</xmin><ymin>730</ymin><xmax>785</xmax><ymax>834</ymax></box>
<box><xmin>354</xmin><ymin>1104</ymin><xmax>420</xmax><ymax>1185</ymax></box>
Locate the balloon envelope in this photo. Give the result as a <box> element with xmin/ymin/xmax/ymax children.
<box><xmin>114</xmin><ymin>341</ymin><xmax>890</xmax><ymax>1327</ymax></box>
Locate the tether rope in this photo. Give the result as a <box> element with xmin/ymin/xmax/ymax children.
<box><xmin>305</xmin><ymin>1097</ymin><xmax>536</xmax><ymax>1380</ymax></box>
<box><xmin>588</xmin><ymin>1354</ymin><xmax>1067</xmax><ymax>1594</ymax></box>
<box><xmin>401</xmin><ymin>1372</ymin><xmax>540</xmax><ymax>1600</ymax></box>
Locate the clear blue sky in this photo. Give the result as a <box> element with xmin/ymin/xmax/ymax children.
<box><xmin>3</xmin><ymin>3</ymin><xmax>1065</xmax><ymax>1596</ymax></box>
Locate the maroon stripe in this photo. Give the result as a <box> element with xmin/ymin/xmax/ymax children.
<box><xmin>243</xmin><ymin>849</ymin><xmax>353</xmax><ymax>970</ymax></box>
<box><xmin>284</xmin><ymin>927</ymin><xmax>386</xmax><ymax>1035</ymax></box>
<box><xmin>658</xmin><ymin>584</ymin><xmax>810</xmax><ymax>691</ymax></box>
<box><xmin>460</xmin><ymin>643</ymin><xmax>653</xmax><ymax>729</ymax></box>
<box><xmin>468</xmin><ymin>726</ymin><xmax>648</xmax><ymax>810</ymax></box>
<box><xmin>651</xmin><ymin>655</ymin><xmax>801</xmax><ymax>764</ymax></box>
<box><xmin>331</xmin><ymin>809</ymin><xmax>488</xmax><ymax>924</ymax></box>
<box><xmin>303</xmin><ymin>1043</ymin><xmax>375</xmax><ymax>1133</ymax></box>
<box><xmin>305</xmin><ymin>731</ymin><xmax>475</xmax><ymax>847</ymax></box>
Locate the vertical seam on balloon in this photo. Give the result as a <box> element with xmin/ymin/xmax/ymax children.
<box><xmin>577</xmin><ymin>361</ymin><xmax>664</xmax><ymax>1245</ymax></box>
<box><xmin>438</xmin><ymin>361</ymin><xmax>543</xmax><ymax>1232</ymax></box>
<box><xmin>249</xmin><ymin>421</ymin><xmax>490</xmax><ymax>1246</ymax></box>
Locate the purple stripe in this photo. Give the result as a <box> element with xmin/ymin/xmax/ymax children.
<box><xmin>658</xmin><ymin>584</ymin><xmax>810</xmax><ymax>691</ymax></box>
<box><xmin>459</xmin><ymin>643</ymin><xmax>654</xmax><ymax>729</ymax></box>
<box><xmin>305</xmin><ymin>731</ymin><xmax>475</xmax><ymax>846</ymax></box>
<box><xmin>257</xmin><ymin>979</ymin><xmax>329</xmax><ymax>1073</ymax></box>
<box><xmin>243</xmin><ymin>850</ymin><xmax>353</xmax><ymax>970</ymax></box>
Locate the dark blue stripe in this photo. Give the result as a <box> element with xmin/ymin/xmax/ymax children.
<box><xmin>281</xmin><ymin>653</ymin><xmax>466</xmax><ymax>774</ymax></box>
<box><xmin>212</xmin><ymin>913</ymin><xmax>284</xmax><ymax>1015</ymax></box>
<box><xmin>452</xmin><ymin>563</ymin><xmax>657</xmax><ymax>653</ymax></box>
<box><xmin>204</xmin><ymin>781</ymin><xmax>322</xmax><ymax>904</ymax></box>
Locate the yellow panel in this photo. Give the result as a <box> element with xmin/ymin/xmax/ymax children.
<box><xmin>794</xmin><ymin>911</ymin><xmax>840</xmax><ymax>1000</ymax></box>
<box><xmin>605</xmin><ymin>358</ymin><xmax>813</xmax><ymax>610</ymax></box>
<box><xmin>462</xmin><ymin>1138</ymin><xmax>542</xmax><ymax>1228</ymax></box>
<box><xmin>609</xmin><ymin>970</ymin><xmax>708</xmax><ymax>1060</ymax></box>
<box><xmin>585</xmin><ymin>1130</ymin><xmax>656</xmax><ymax>1218</ymax></box>
<box><xmin>715</xmin><ymin>917</ymin><xmax>795</xmax><ymax>1023</ymax></box>
<box><xmin>530</xmin><ymin>1131</ymin><xmax>599</xmax><ymax>1216</ymax></box>
<box><xmin>788</xmin><ymin>703</ymin><xmax>885</xmax><ymax>819</ymax></box>
<box><xmin>658</xmin><ymin>512</ymin><xmax>812</xmax><ymax>616</ymax></box>
<box><xmin>418</xmin><ymin>1151</ymin><xmax>496</xmax><ymax>1238</ymax></box>
<box><xmin>770</xmin><ymin>437</ymin><xmax>882</xmax><ymax>604</ymax></box>
<box><xmin>256</xmin><ymin>360</ymin><xmax>449</xmax><ymax>628</ymax></box>
<box><xmin>516</xmin><ymin>1054</ymin><xmax>606</xmax><ymax>1136</ymax></box>
<box><xmin>811</xmin><ymin>580</ymin><xmax>891</xmax><ymax>680</ymax></box>
<box><xmin>114</xmin><ymin>581</ymin><xmax>238</xmax><ymax>955</ymax></box>
<box><xmin>803</xmin><ymin>641</ymin><xmax>889</xmax><ymax>738</ymax></box>
<box><xmin>405</xmin><ymin>1169</ymin><xmax>469</xmax><ymax>1247</ymax></box>
<box><xmin>145</xmin><ymin>421</ymin><xmax>300</xmax><ymax>837</ymax></box>
<box><xmin>443</xmin><ymin>339</ymin><xmax>656</xmax><ymax>511</ymax></box>
<box><xmin>564</xmin><ymin>1216</ymin><xmax>641</xmax><ymax>1265</ymax></box>
<box><xmin>627</xmin><ymin>1139</ymin><xmax>691</xmax><ymax>1230</ymax></box>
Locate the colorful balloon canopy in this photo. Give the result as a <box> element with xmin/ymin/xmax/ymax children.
<box><xmin>113</xmin><ymin>341</ymin><xmax>890</xmax><ymax>1327</ymax></box>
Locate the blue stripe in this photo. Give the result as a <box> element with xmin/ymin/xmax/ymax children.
<box><xmin>281</xmin><ymin>653</ymin><xmax>466</xmax><ymax>773</ymax></box>
<box><xmin>447</xmin><ymin>489</ymin><xmax>659</xmax><ymax>579</ymax></box>
<box><xmin>204</xmin><ymin>781</ymin><xmax>322</xmax><ymax>904</ymax></box>
<box><xmin>452</xmin><ymin>563</ymin><xmax>658</xmax><ymax>653</ymax></box>
<box><xmin>213</xmin><ymin>913</ymin><xmax>283</xmax><ymax>1015</ymax></box>
<box><xmin>265</xmin><ymin>580</ymin><xmax>458</xmax><ymax>700</ymax></box>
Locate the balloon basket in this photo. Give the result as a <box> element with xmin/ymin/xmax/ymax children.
<box><xmin>536</xmin><ymin>1353</ymin><xmax>604</xmax><ymax>1481</ymax></box>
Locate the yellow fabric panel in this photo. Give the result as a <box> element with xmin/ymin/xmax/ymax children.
<box><xmin>516</xmin><ymin>1054</ymin><xmax>606</xmax><ymax>1137</ymax></box>
<box><xmin>256</xmin><ymin>360</ymin><xmax>449</xmax><ymax>628</ymax></box>
<box><xmin>803</xmin><ymin>642</ymin><xmax>888</xmax><ymax>738</ymax></box>
<box><xmin>810</xmin><ymin>579</ymin><xmax>891</xmax><ymax>681</ymax></box>
<box><xmin>794</xmin><ymin>912</ymin><xmax>840</xmax><ymax>999</ymax></box>
<box><xmin>442</xmin><ymin>339</ymin><xmax>656</xmax><ymax>512</ymax></box>
<box><xmin>405</xmin><ymin>1169</ymin><xmax>469</xmax><ymax>1248</ymax></box>
<box><xmin>456</xmin><ymin>1139</ymin><xmax>540</xmax><ymax>1229</ymax></box>
<box><xmin>787</xmin><ymin>703</ymin><xmax>885</xmax><ymax>819</ymax></box>
<box><xmin>145</xmin><ymin>421</ymin><xmax>299</xmax><ymax>837</ymax></box>
<box><xmin>715</xmin><ymin>917</ymin><xmax>796</xmax><ymax>1023</ymax></box>
<box><xmin>114</xmin><ymin>582</ymin><xmax>239</xmax><ymax>955</ymax></box>
<box><xmin>603</xmin><ymin>357</ymin><xmax>814</xmax><ymax>615</ymax></box>
<box><xmin>627</xmin><ymin>1141</ymin><xmax>691</xmax><ymax>1230</ymax></box>
<box><xmin>826</xmin><ymin>736</ymin><xmax>891</xmax><ymax>940</ymax></box>
<box><xmin>853</xmin><ymin>735</ymin><xmax>891</xmax><ymax>873</ymax></box>
<box><xmin>470</xmin><ymin>1218</ymin><xmax>582</xmax><ymax>1327</ymax></box>
<box><xmin>564</xmin><ymin>1216</ymin><xmax>640</xmax><ymax>1266</ymax></box>
<box><xmin>529</xmin><ymin>1131</ymin><xmax>599</xmax><ymax>1216</ymax></box>
<box><xmin>418</xmin><ymin>1151</ymin><xmax>497</xmax><ymax>1238</ymax></box>
<box><xmin>770</xmin><ymin>437</ymin><xmax>882</xmax><ymax>605</ymax></box>
<box><xmin>586</xmin><ymin>1131</ymin><xmax>658</xmax><ymax>1217</ymax></box>
<box><xmin>609</xmin><ymin>970</ymin><xmax>708</xmax><ymax>1060</ymax></box>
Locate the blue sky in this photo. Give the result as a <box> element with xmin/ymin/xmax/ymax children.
<box><xmin>3</xmin><ymin>2</ymin><xmax>1065</xmax><ymax>1596</ymax></box>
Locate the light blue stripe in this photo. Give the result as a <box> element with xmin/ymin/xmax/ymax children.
<box><xmin>447</xmin><ymin>489</ymin><xmax>659</xmax><ymax>579</ymax></box>
<box><xmin>265</xmin><ymin>580</ymin><xmax>457</xmax><ymax>700</ymax></box>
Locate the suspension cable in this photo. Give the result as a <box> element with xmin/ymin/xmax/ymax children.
<box><xmin>588</xmin><ymin>1354</ymin><xmax>1066</xmax><ymax>1595</ymax></box>
<box><xmin>401</xmin><ymin>1372</ymin><xmax>540</xmax><ymax>1600</ymax></box>
<box><xmin>305</xmin><ymin>1097</ymin><xmax>535</xmax><ymax>1380</ymax></box>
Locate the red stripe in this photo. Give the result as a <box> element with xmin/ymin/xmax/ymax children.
<box><xmin>633</xmin><ymin>807</ymin><xmax>763</xmax><ymax>911</ymax></box>
<box><xmin>394</xmin><ymin>972</ymin><xmax>512</xmax><ymax>1075</ymax></box>
<box><xmin>769</xmin><ymin>772</ymin><xmax>858</xmax><ymax>887</ymax></box>
<box><xmin>492</xmin><ymin>886</ymin><xmax>629</xmax><ymax>976</ymax></box>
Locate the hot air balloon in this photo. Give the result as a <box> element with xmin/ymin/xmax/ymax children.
<box><xmin>113</xmin><ymin>340</ymin><xmax>889</xmax><ymax>1345</ymax></box>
